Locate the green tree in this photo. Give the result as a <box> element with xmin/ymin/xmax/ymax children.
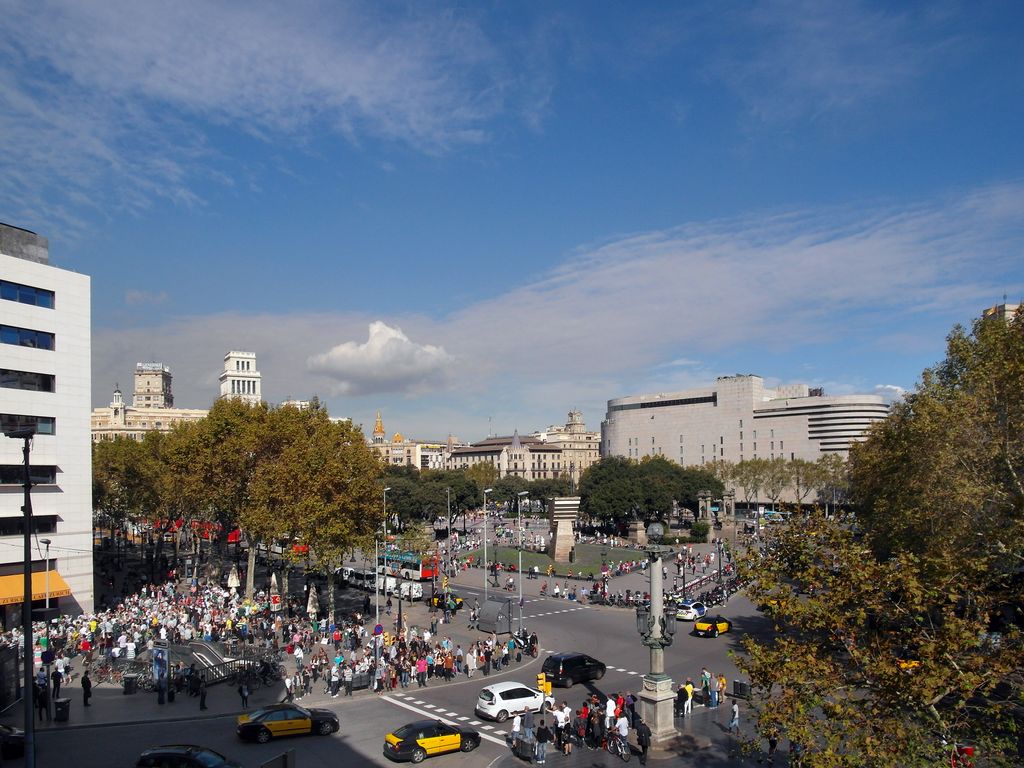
<box><xmin>737</xmin><ymin>311</ymin><xmax>1024</xmax><ymax>767</ymax></box>
<box><xmin>92</xmin><ymin>435</ymin><xmax>157</xmax><ymax>533</ymax></box>
<box><xmin>732</xmin><ymin>457</ymin><xmax>769</xmax><ymax>509</ymax></box>
<box><xmin>637</xmin><ymin>455</ymin><xmax>681</xmax><ymax>518</ymax></box>
<box><xmin>789</xmin><ymin>458</ymin><xmax>825</xmax><ymax>507</ymax></box>
<box><xmin>579</xmin><ymin>456</ymin><xmax>643</xmax><ymax>524</ymax></box>
<box><xmin>465</xmin><ymin>462</ymin><xmax>498</xmax><ymax>494</ymax></box>
<box><xmin>762</xmin><ymin>457</ymin><xmax>791</xmax><ymax>511</ymax></box>
<box><xmin>816</xmin><ymin>454</ymin><xmax>849</xmax><ymax>514</ymax></box>
<box><xmin>677</xmin><ymin>467</ymin><xmax>725</xmax><ymax>510</ymax></box>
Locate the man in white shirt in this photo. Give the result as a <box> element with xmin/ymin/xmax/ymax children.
<box><xmin>510</xmin><ymin>711</ymin><xmax>522</xmax><ymax>748</ymax></box>
<box><xmin>605</xmin><ymin>696</ymin><xmax>617</xmax><ymax>729</ymax></box>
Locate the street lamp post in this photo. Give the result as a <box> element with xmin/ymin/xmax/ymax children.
<box><xmin>41</xmin><ymin>538</ymin><xmax>51</xmax><ymax>720</ymax></box>
<box><xmin>5</xmin><ymin>427</ymin><xmax>36</xmax><ymax>768</ymax></box>
<box><xmin>377</xmin><ymin>487</ymin><xmax>390</xmax><ymax>665</ymax></box>
<box><xmin>482</xmin><ymin>488</ymin><xmax>492</xmax><ymax>602</ymax></box>
<box><xmin>635</xmin><ymin>522</ymin><xmax>678</xmax><ymax>745</ymax></box>
<box><xmin>516</xmin><ymin>491</ymin><xmax>529</xmax><ymax>633</ymax></box>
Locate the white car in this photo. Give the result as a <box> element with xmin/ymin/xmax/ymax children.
<box><xmin>675</xmin><ymin>601</ymin><xmax>708</xmax><ymax>621</ymax></box>
<box><xmin>474</xmin><ymin>682</ymin><xmax>554</xmax><ymax>723</ymax></box>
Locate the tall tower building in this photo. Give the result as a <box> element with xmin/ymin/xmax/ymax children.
<box><xmin>219</xmin><ymin>351</ymin><xmax>262</xmax><ymax>405</ymax></box>
<box><xmin>373</xmin><ymin>410</ymin><xmax>386</xmax><ymax>444</ymax></box>
<box><xmin>133</xmin><ymin>362</ymin><xmax>173</xmax><ymax>408</ymax></box>
<box><xmin>0</xmin><ymin>222</ymin><xmax>94</xmax><ymax>616</ymax></box>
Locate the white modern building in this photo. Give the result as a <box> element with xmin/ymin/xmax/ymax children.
<box><xmin>602</xmin><ymin>374</ymin><xmax>889</xmax><ymax>468</ymax></box>
<box><xmin>219</xmin><ymin>350</ymin><xmax>262</xmax><ymax>405</ymax></box>
<box><xmin>0</xmin><ymin>223</ymin><xmax>93</xmax><ymax>621</ymax></box>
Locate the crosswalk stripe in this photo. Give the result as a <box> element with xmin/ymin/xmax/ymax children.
<box><xmin>481</xmin><ymin>725</ymin><xmax>493</xmax><ymax>730</ymax></box>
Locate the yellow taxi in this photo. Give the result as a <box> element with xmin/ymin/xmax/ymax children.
<box><xmin>428</xmin><ymin>593</ymin><xmax>464</xmax><ymax>611</ymax></box>
<box><xmin>693</xmin><ymin>615</ymin><xmax>733</xmax><ymax>638</ymax></box>
<box><xmin>383</xmin><ymin>719</ymin><xmax>480</xmax><ymax>763</ymax></box>
<box><xmin>236</xmin><ymin>704</ymin><xmax>339</xmax><ymax>743</ymax></box>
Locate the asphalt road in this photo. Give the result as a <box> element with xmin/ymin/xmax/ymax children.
<box><xmin>12</xmin><ymin>542</ymin><xmax>768</xmax><ymax>768</ymax></box>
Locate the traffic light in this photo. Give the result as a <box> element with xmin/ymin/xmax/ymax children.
<box><xmin>442</xmin><ymin>575</ymin><xmax>449</xmax><ymax>591</ymax></box>
<box><xmin>536</xmin><ymin>673</ymin><xmax>551</xmax><ymax>696</ymax></box>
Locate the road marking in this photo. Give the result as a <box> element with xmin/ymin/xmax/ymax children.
<box><xmin>458</xmin><ymin>716</ymin><xmax>470</xmax><ymax>721</ymax></box>
<box><xmin>381</xmin><ymin>696</ymin><xmax>507</xmax><ymax>748</ymax></box>
<box><xmin>481</xmin><ymin>725</ymin><xmax>493</xmax><ymax>730</ymax></box>
<box><xmin>469</xmin><ymin>720</ymin><xmax>481</xmax><ymax>725</ymax></box>
<box><xmin>413</xmin><ymin>699</ymin><xmax>425</xmax><ymax>704</ymax></box>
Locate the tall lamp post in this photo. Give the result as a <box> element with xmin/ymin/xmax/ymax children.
<box><xmin>482</xmin><ymin>488</ymin><xmax>492</xmax><ymax>602</ymax></box>
<box><xmin>516</xmin><ymin>490</ymin><xmax>529</xmax><ymax>632</ymax></box>
<box><xmin>5</xmin><ymin>427</ymin><xmax>36</xmax><ymax>768</ymax></box>
<box><xmin>41</xmin><ymin>538</ymin><xmax>51</xmax><ymax>720</ymax></box>
<box><xmin>634</xmin><ymin>522</ymin><xmax>678</xmax><ymax>745</ymax></box>
<box><xmin>376</xmin><ymin>487</ymin><xmax>390</xmax><ymax>665</ymax></box>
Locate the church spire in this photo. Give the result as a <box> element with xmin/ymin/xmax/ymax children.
<box><xmin>373</xmin><ymin>410</ymin><xmax>385</xmax><ymax>444</ymax></box>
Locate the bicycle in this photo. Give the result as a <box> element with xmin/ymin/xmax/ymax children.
<box><xmin>606</xmin><ymin>733</ymin><xmax>632</xmax><ymax>762</ymax></box>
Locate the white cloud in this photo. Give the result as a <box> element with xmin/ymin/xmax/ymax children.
<box><xmin>91</xmin><ymin>183</ymin><xmax>1024</xmax><ymax>438</ymax></box>
<box><xmin>709</xmin><ymin>0</ymin><xmax>962</xmax><ymax>124</ymax></box>
<box><xmin>0</xmin><ymin>0</ymin><xmax>526</xmax><ymax>230</ymax></box>
<box><xmin>307</xmin><ymin>322</ymin><xmax>454</xmax><ymax>397</ymax></box>
<box><xmin>873</xmin><ymin>384</ymin><xmax>908</xmax><ymax>402</ymax></box>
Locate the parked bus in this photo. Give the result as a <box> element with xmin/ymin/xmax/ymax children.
<box><xmin>377</xmin><ymin>551</ymin><xmax>437</xmax><ymax>581</ymax></box>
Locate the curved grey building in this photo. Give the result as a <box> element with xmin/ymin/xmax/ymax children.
<box><xmin>601</xmin><ymin>374</ymin><xmax>889</xmax><ymax>467</ymax></box>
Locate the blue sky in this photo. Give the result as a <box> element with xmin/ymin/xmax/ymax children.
<box><xmin>2</xmin><ymin>1</ymin><xmax>1023</xmax><ymax>441</ymax></box>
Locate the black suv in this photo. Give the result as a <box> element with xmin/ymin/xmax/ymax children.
<box><xmin>542</xmin><ymin>653</ymin><xmax>606</xmax><ymax>687</ymax></box>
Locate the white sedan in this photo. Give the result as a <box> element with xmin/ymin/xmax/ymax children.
<box><xmin>475</xmin><ymin>682</ymin><xmax>554</xmax><ymax>723</ymax></box>
<box><xmin>675</xmin><ymin>601</ymin><xmax>708</xmax><ymax>621</ymax></box>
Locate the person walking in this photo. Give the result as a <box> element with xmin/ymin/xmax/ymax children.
<box><xmin>238</xmin><ymin>680</ymin><xmax>249</xmax><ymax>709</ymax></box>
<box><xmin>510</xmin><ymin>710</ymin><xmax>522</xmax><ymax>749</ymax></box>
<box><xmin>35</xmin><ymin>682</ymin><xmax>49</xmax><ymax>722</ymax></box>
<box><xmin>199</xmin><ymin>676</ymin><xmax>208</xmax><ymax>711</ymax></box>
<box><xmin>728</xmin><ymin>699</ymin><xmax>740</xmax><ymax>734</ymax></box>
<box><xmin>522</xmin><ymin>707</ymin><xmax>535</xmax><ymax>745</ymax></box>
<box><xmin>81</xmin><ymin>670</ymin><xmax>92</xmax><ymax>707</ymax></box>
<box><xmin>282</xmin><ymin>673</ymin><xmax>294</xmax><ymax>703</ymax></box>
<box><xmin>636</xmin><ymin>718</ymin><xmax>652</xmax><ymax>765</ymax></box>
<box><xmin>51</xmin><ymin>667</ymin><xmax>63</xmax><ymax>700</ymax></box>
<box><xmin>535</xmin><ymin>718</ymin><xmax>552</xmax><ymax>765</ymax></box>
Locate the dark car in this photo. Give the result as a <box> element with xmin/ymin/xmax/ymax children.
<box><xmin>541</xmin><ymin>652</ymin><xmax>606</xmax><ymax>687</ymax></box>
<box><xmin>0</xmin><ymin>724</ymin><xmax>24</xmax><ymax>759</ymax></box>
<box><xmin>136</xmin><ymin>745</ymin><xmax>242</xmax><ymax>768</ymax></box>
<box><xmin>236</xmin><ymin>703</ymin><xmax>339</xmax><ymax>743</ymax></box>
<box><xmin>384</xmin><ymin>719</ymin><xmax>480</xmax><ymax>763</ymax></box>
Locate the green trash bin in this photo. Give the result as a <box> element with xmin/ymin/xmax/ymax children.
<box><xmin>733</xmin><ymin>680</ymin><xmax>750</xmax><ymax>699</ymax></box>
<box><xmin>53</xmin><ymin>697</ymin><xmax>70</xmax><ymax>722</ymax></box>
<box><xmin>123</xmin><ymin>673</ymin><xmax>139</xmax><ymax>695</ymax></box>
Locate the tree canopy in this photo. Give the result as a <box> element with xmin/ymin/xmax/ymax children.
<box><xmin>737</xmin><ymin>310</ymin><xmax>1024</xmax><ymax>767</ymax></box>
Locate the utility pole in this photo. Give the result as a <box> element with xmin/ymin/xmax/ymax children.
<box><xmin>483</xmin><ymin>489</ymin><xmax>491</xmax><ymax>606</ymax></box>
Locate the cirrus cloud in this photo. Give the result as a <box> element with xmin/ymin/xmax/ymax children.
<box><xmin>307</xmin><ymin>321</ymin><xmax>453</xmax><ymax>397</ymax></box>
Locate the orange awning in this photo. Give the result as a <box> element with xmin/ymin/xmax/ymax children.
<box><xmin>0</xmin><ymin>570</ymin><xmax>72</xmax><ymax>606</ymax></box>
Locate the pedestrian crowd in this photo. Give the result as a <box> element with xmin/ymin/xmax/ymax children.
<box><xmin>508</xmin><ymin>690</ymin><xmax>654</xmax><ymax>765</ymax></box>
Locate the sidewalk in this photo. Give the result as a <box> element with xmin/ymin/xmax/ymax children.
<box><xmin>488</xmin><ymin>703</ymin><xmax>778</xmax><ymax>766</ymax></box>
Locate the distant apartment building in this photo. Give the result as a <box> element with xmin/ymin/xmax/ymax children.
<box><xmin>219</xmin><ymin>350</ymin><xmax>262</xmax><ymax>405</ymax></box>
<box><xmin>530</xmin><ymin>409</ymin><xmax>601</xmax><ymax>487</ymax></box>
<box><xmin>91</xmin><ymin>363</ymin><xmax>208</xmax><ymax>442</ymax></box>
<box><xmin>368</xmin><ymin>411</ymin><xmax>458</xmax><ymax>470</ymax></box>
<box><xmin>982</xmin><ymin>301</ymin><xmax>1021</xmax><ymax>322</ymax></box>
<box><xmin>602</xmin><ymin>374</ymin><xmax>889</xmax><ymax>474</ymax></box>
<box><xmin>0</xmin><ymin>223</ymin><xmax>93</xmax><ymax>617</ymax></box>
<box><xmin>449</xmin><ymin>430</ymin><xmax>563</xmax><ymax>480</ymax></box>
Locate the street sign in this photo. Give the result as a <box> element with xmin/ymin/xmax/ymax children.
<box><xmin>374</xmin><ymin>624</ymin><xmax>383</xmax><ymax>636</ymax></box>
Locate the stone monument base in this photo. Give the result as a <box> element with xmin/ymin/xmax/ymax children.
<box><xmin>628</xmin><ymin>519</ymin><xmax>648</xmax><ymax>546</ymax></box>
<box><xmin>638</xmin><ymin>673</ymin><xmax>676</xmax><ymax>742</ymax></box>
